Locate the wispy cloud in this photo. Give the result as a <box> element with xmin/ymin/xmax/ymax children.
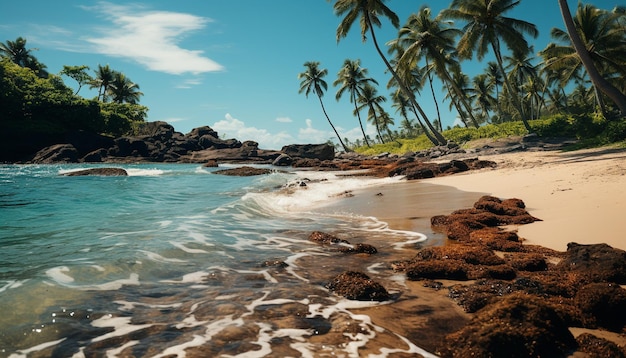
<box><xmin>275</xmin><ymin>117</ymin><xmax>292</xmax><ymax>123</ymax></box>
<box><xmin>83</xmin><ymin>2</ymin><xmax>224</xmax><ymax>75</ymax></box>
<box><xmin>298</xmin><ymin>119</ymin><xmax>334</xmax><ymax>144</ymax></box>
<box><xmin>175</xmin><ymin>77</ymin><xmax>204</xmax><ymax>89</ymax></box>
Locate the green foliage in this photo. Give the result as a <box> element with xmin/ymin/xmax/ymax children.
<box><xmin>531</xmin><ymin>113</ymin><xmax>605</xmax><ymax>138</ymax></box>
<box><xmin>100</xmin><ymin>102</ymin><xmax>148</xmax><ymax>136</ymax></box>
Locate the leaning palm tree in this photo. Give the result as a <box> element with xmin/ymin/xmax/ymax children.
<box><xmin>90</xmin><ymin>64</ymin><xmax>115</xmax><ymax>102</ymax></box>
<box><xmin>441</xmin><ymin>0</ymin><xmax>539</xmax><ymax>130</ymax></box>
<box><xmin>0</xmin><ymin>37</ymin><xmax>48</xmax><ymax>77</ymax></box>
<box><xmin>298</xmin><ymin>61</ymin><xmax>350</xmax><ymax>152</ymax></box>
<box><xmin>330</xmin><ymin>0</ymin><xmax>446</xmax><ymax>145</ymax></box>
<box><xmin>334</xmin><ymin>59</ymin><xmax>378</xmax><ymax>147</ymax></box>
<box><xmin>390</xmin><ymin>6</ymin><xmax>479</xmax><ymax>128</ymax></box>
<box><xmin>108</xmin><ymin>72</ymin><xmax>143</xmax><ymax>104</ymax></box>
<box><xmin>356</xmin><ymin>83</ymin><xmax>387</xmax><ymax>144</ymax></box>
<box><xmin>558</xmin><ymin>0</ymin><xmax>626</xmax><ymax>116</ymax></box>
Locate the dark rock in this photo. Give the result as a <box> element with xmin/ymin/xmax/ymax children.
<box><xmin>65</xmin><ymin>130</ymin><xmax>114</xmax><ymax>155</ymax></box>
<box><xmin>112</xmin><ymin>137</ymin><xmax>149</xmax><ymax>157</ymax></box>
<box><xmin>576</xmin><ymin>333</ymin><xmax>626</xmax><ymax>358</ymax></box>
<box><xmin>82</xmin><ymin>149</ymin><xmax>108</xmax><ymax>162</ymax></box>
<box><xmin>281</xmin><ymin>144</ymin><xmax>335</xmax><ymax>161</ymax></box>
<box><xmin>203</xmin><ymin>160</ymin><xmax>219</xmax><ymax>167</ymax></box>
<box><xmin>186</xmin><ymin>126</ymin><xmax>218</xmax><ymax>139</ymax></box>
<box><xmin>63</xmin><ymin>168</ymin><xmax>128</xmax><ymax>176</ymax></box>
<box><xmin>404</xmin><ymin>167</ymin><xmax>435</xmax><ymax>179</ymax></box>
<box><xmin>31</xmin><ymin>144</ymin><xmax>79</xmax><ymax>163</ymax></box>
<box><xmin>557</xmin><ymin>243</ymin><xmax>626</xmax><ymax>284</ymax></box>
<box><xmin>325</xmin><ymin>271</ymin><xmax>389</xmax><ymax>301</ymax></box>
<box><xmin>272</xmin><ymin>154</ymin><xmax>293</xmax><ymax>166</ymax></box>
<box><xmin>308</xmin><ymin>231</ymin><xmax>349</xmax><ymax>245</ymax></box>
<box><xmin>406</xmin><ymin>260</ymin><xmax>470</xmax><ymax>281</ymax></box>
<box><xmin>574</xmin><ymin>282</ymin><xmax>626</xmax><ymax>330</ymax></box>
<box><xmin>337</xmin><ymin>243</ymin><xmax>378</xmax><ymax>255</ymax></box>
<box><xmin>213</xmin><ymin>166</ymin><xmax>273</xmax><ymax>176</ymax></box>
<box><xmin>439</xmin><ymin>293</ymin><xmax>577</xmax><ymax>358</ymax></box>
<box><xmin>135</xmin><ymin>121</ymin><xmax>175</xmax><ymax>141</ymax></box>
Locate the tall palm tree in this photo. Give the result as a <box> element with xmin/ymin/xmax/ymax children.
<box><xmin>390</xmin><ymin>6</ymin><xmax>479</xmax><ymax>128</ymax></box>
<box><xmin>334</xmin><ymin>59</ymin><xmax>377</xmax><ymax>147</ymax></box>
<box><xmin>505</xmin><ymin>48</ymin><xmax>539</xmax><ymax>120</ymax></box>
<box><xmin>356</xmin><ymin>83</ymin><xmax>387</xmax><ymax>143</ymax></box>
<box><xmin>298</xmin><ymin>61</ymin><xmax>350</xmax><ymax>152</ymax></box>
<box><xmin>109</xmin><ymin>72</ymin><xmax>143</xmax><ymax>104</ymax></box>
<box><xmin>90</xmin><ymin>64</ymin><xmax>115</xmax><ymax>102</ymax></box>
<box><xmin>468</xmin><ymin>74</ymin><xmax>496</xmax><ymax>122</ymax></box>
<box><xmin>391</xmin><ymin>90</ymin><xmax>430</xmax><ymax>138</ymax></box>
<box><xmin>549</xmin><ymin>1</ymin><xmax>626</xmax><ymax>115</ymax></box>
<box><xmin>331</xmin><ymin>0</ymin><xmax>446</xmax><ymax>145</ymax></box>
<box><xmin>0</xmin><ymin>37</ymin><xmax>48</xmax><ymax>77</ymax></box>
<box><xmin>441</xmin><ymin>0</ymin><xmax>539</xmax><ymax>130</ymax></box>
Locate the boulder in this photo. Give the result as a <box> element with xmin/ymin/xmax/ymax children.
<box><xmin>63</xmin><ymin>168</ymin><xmax>128</xmax><ymax>176</ymax></box>
<box><xmin>65</xmin><ymin>130</ymin><xmax>115</xmax><ymax>155</ymax></box>
<box><xmin>281</xmin><ymin>144</ymin><xmax>335</xmax><ymax>161</ymax></box>
<box><xmin>81</xmin><ymin>149</ymin><xmax>108</xmax><ymax>162</ymax></box>
<box><xmin>186</xmin><ymin>126</ymin><xmax>218</xmax><ymax>139</ymax></box>
<box><xmin>135</xmin><ymin>121</ymin><xmax>175</xmax><ymax>141</ymax></box>
<box><xmin>30</xmin><ymin>144</ymin><xmax>79</xmax><ymax>163</ymax></box>
<box><xmin>556</xmin><ymin>243</ymin><xmax>626</xmax><ymax>284</ymax></box>
<box><xmin>213</xmin><ymin>166</ymin><xmax>274</xmax><ymax>176</ymax></box>
<box><xmin>272</xmin><ymin>154</ymin><xmax>293</xmax><ymax>166</ymax></box>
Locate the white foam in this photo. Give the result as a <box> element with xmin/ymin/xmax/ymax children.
<box><xmin>45</xmin><ymin>266</ymin><xmax>74</xmax><ymax>284</ymax></box>
<box><xmin>139</xmin><ymin>250</ymin><xmax>187</xmax><ymax>263</ymax></box>
<box><xmin>105</xmin><ymin>340</ymin><xmax>139</xmax><ymax>358</ymax></box>
<box><xmin>8</xmin><ymin>338</ymin><xmax>66</xmax><ymax>358</ymax></box>
<box><xmin>0</xmin><ymin>279</ymin><xmax>28</xmax><ymax>293</ymax></box>
<box><xmin>114</xmin><ymin>300</ymin><xmax>182</xmax><ymax>311</ymax></box>
<box><xmin>160</xmin><ymin>271</ymin><xmax>209</xmax><ymax>284</ymax></box>
<box><xmin>125</xmin><ymin>168</ymin><xmax>165</xmax><ymax>176</ymax></box>
<box><xmin>90</xmin><ymin>315</ymin><xmax>152</xmax><ymax>343</ymax></box>
<box><xmin>169</xmin><ymin>241</ymin><xmax>210</xmax><ymax>254</ymax></box>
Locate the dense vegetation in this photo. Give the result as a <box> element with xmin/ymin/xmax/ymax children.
<box><xmin>302</xmin><ymin>0</ymin><xmax>626</xmax><ymax>152</ymax></box>
<box><xmin>0</xmin><ymin>37</ymin><xmax>147</xmax><ymax>138</ymax></box>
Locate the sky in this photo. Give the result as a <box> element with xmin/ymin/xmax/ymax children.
<box><xmin>0</xmin><ymin>1</ymin><xmax>613</xmax><ymax>149</ymax></box>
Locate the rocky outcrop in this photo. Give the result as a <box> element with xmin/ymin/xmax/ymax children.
<box><xmin>63</xmin><ymin>168</ymin><xmax>128</xmax><ymax>176</ymax></box>
<box><xmin>212</xmin><ymin>166</ymin><xmax>276</xmax><ymax>176</ymax></box>
<box><xmin>31</xmin><ymin>144</ymin><xmax>79</xmax><ymax>163</ymax></box>
<box><xmin>280</xmin><ymin>144</ymin><xmax>335</xmax><ymax>161</ymax></box>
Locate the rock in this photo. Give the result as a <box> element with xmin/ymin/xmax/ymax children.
<box><xmin>135</xmin><ymin>121</ymin><xmax>175</xmax><ymax>141</ymax></box>
<box><xmin>213</xmin><ymin>166</ymin><xmax>274</xmax><ymax>176</ymax></box>
<box><xmin>30</xmin><ymin>144</ymin><xmax>79</xmax><ymax>163</ymax></box>
<box><xmin>576</xmin><ymin>333</ymin><xmax>626</xmax><ymax>357</ymax></box>
<box><xmin>556</xmin><ymin>243</ymin><xmax>626</xmax><ymax>284</ymax></box>
<box><xmin>186</xmin><ymin>126</ymin><xmax>218</xmax><ymax>139</ymax></box>
<box><xmin>281</xmin><ymin>144</ymin><xmax>335</xmax><ymax>161</ymax></box>
<box><xmin>203</xmin><ymin>160</ymin><xmax>219</xmax><ymax>167</ymax></box>
<box><xmin>574</xmin><ymin>282</ymin><xmax>626</xmax><ymax>331</ymax></box>
<box><xmin>272</xmin><ymin>154</ymin><xmax>293</xmax><ymax>166</ymax></box>
<box><xmin>65</xmin><ymin>130</ymin><xmax>114</xmax><ymax>155</ymax></box>
<box><xmin>325</xmin><ymin>271</ymin><xmax>390</xmax><ymax>301</ymax></box>
<box><xmin>63</xmin><ymin>168</ymin><xmax>128</xmax><ymax>176</ymax></box>
<box><xmin>308</xmin><ymin>231</ymin><xmax>349</xmax><ymax>245</ymax></box>
<box><xmin>337</xmin><ymin>243</ymin><xmax>378</xmax><ymax>255</ymax></box>
<box><xmin>111</xmin><ymin>137</ymin><xmax>149</xmax><ymax>157</ymax></box>
<box><xmin>440</xmin><ymin>293</ymin><xmax>577</xmax><ymax>358</ymax></box>
<box><xmin>82</xmin><ymin>149</ymin><xmax>108</xmax><ymax>162</ymax></box>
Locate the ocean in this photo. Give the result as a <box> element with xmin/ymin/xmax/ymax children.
<box><xmin>0</xmin><ymin>163</ymin><xmax>440</xmax><ymax>358</ymax></box>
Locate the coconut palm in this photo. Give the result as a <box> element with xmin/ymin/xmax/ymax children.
<box><xmin>441</xmin><ymin>0</ymin><xmax>538</xmax><ymax>130</ymax></box>
<box><xmin>546</xmin><ymin>1</ymin><xmax>626</xmax><ymax>115</ymax></box>
<box><xmin>0</xmin><ymin>37</ymin><xmax>48</xmax><ymax>77</ymax></box>
<box><xmin>109</xmin><ymin>72</ymin><xmax>143</xmax><ymax>104</ymax></box>
<box><xmin>390</xmin><ymin>6</ymin><xmax>479</xmax><ymax>128</ymax></box>
<box><xmin>298</xmin><ymin>61</ymin><xmax>350</xmax><ymax>152</ymax></box>
<box><xmin>90</xmin><ymin>64</ymin><xmax>115</xmax><ymax>102</ymax></box>
<box><xmin>356</xmin><ymin>83</ymin><xmax>387</xmax><ymax>143</ymax></box>
<box><xmin>331</xmin><ymin>0</ymin><xmax>446</xmax><ymax>145</ymax></box>
<box><xmin>468</xmin><ymin>74</ymin><xmax>495</xmax><ymax>122</ymax></box>
<box><xmin>334</xmin><ymin>59</ymin><xmax>378</xmax><ymax>147</ymax></box>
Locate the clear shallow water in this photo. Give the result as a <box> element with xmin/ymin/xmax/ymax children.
<box><xmin>0</xmin><ymin>164</ymin><xmax>435</xmax><ymax>357</ymax></box>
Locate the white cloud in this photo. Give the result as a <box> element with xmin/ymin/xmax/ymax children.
<box><xmin>163</xmin><ymin>117</ymin><xmax>187</xmax><ymax>123</ymax></box>
<box><xmin>275</xmin><ymin>117</ymin><xmax>292</xmax><ymax>123</ymax></box>
<box><xmin>297</xmin><ymin>119</ymin><xmax>334</xmax><ymax>144</ymax></box>
<box><xmin>83</xmin><ymin>2</ymin><xmax>223</xmax><ymax>75</ymax></box>
<box><xmin>212</xmin><ymin>113</ymin><xmax>294</xmax><ymax>150</ymax></box>
<box><xmin>175</xmin><ymin>78</ymin><xmax>204</xmax><ymax>89</ymax></box>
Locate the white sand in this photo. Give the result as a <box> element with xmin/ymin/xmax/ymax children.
<box><xmin>424</xmin><ymin>146</ymin><xmax>626</xmax><ymax>251</ymax></box>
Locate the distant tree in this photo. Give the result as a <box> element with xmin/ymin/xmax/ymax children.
<box><xmin>108</xmin><ymin>72</ymin><xmax>143</xmax><ymax>104</ymax></box>
<box><xmin>0</xmin><ymin>36</ymin><xmax>48</xmax><ymax>78</ymax></box>
<box><xmin>334</xmin><ymin>58</ymin><xmax>377</xmax><ymax>147</ymax></box>
<box><xmin>90</xmin><ymin>64</ymin><xmax>115</xmax><ymax>102</ymax></box>
<box><xmin>441</xmin><ymin>0</ymin><xmax>539</xmax><ymax>130</ymax></box>
<box><xmin>59</xmin><ymin>65</ymin><xmax>92</xmax><ymax>95</ymax></box>
<box><xmin>330</xmin><ymin>0</ymin><xmax>446</xmax><ymax>145</ymax></box>
<box><xmin>356</xmin><ymin>83</ymin><xmax>387</xmax><ymax>143</ymax></box>
<box><xmin>298</xmin><ymin>61</ymin><xmax>350</xmax><ymax>152</ymax></box>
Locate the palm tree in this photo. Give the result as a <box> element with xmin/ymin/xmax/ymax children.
<box><xmin>390</xmin><ymin>6</ymin><xmax>479</xmax><ymax>128</ymax></box>
<box><xmin>334</xmin><ymin>59</ymin><xmax>378</xmax><ymax>147</ymax></box>
<box><xmin>59</xmin><ymin>65</ymin><xmax>92</xmax><ymax>95</ymax></box>
<box><xmin>109</xmin><ymin>72</ymin><xmax>143</xmax><ymax>104</ymax></box>
<box><xmin>0</xmin><ymin>37</ymin><xmax>48</xmax><ymax>77</ymax></box>
<box><xmin>90</xmin><ymin>64</ymin><xmax>115</xmax><ymax>102</ymax></box>
<box><xmin>298</xmin><ymin>61</ymin><xmax>350</xmax><ymax>152</ymax></box>
<box><xmin>356</xmin><ymin>83</ymin><xmax>387</xmax><ymax>143</ymax></box>
<box><xmin>331</xmin><ymin>0</ymin><xmax>446</xmax><ymax>145</ymax></box>
<box><xmin>392</xmin><ymin>90</ymin><xmax>430</xmax><ymax>138</ymax></box>
<box><xmin>441</xmin><ymin>0</ymin><xmax>539</xmax><ymax>131</ymax></box>
<box><xmin>558</xmin><ymin>0</ymin><xmax>626</xmax><ymax>115</ymax></box>
<box><xmin>468</xmin><ymin>74</ymin><xmax>495</xmax><ymax>122</ymax></box>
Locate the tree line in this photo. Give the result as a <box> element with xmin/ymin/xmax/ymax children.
<box><xmin>0</xmin><ymin>37</ymin><xmax>147</xmax><ymax>136</ymax></box>
<box><xmin>299</xmin><ymin>0</ymin><xmax>626</xmax><ymax>150</ymax></box>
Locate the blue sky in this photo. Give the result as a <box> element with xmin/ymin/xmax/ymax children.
<box><xmin>0</xmin><ymin>1</ymin><xmax>599</xmax><ymax>149</ymax></box>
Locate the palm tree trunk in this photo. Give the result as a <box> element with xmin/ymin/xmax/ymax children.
<box><xmin>352</xmin><ymin>92</ymin><xmax>371</xmax><ymax>147</ymax></box>
<box><xmin>441</xmin><ymin>69</ymin><xmax>480</xmax><ymax>128</ymax></box>
<box><xmin>317</xmin><ymin>95</ymin><xmax>351</xmax><ymax>152</ymax></box>
<box><xmin>558</xmin><ymin>0</ymin><xmax>626</xmax><ymax>116</ymax></box>
<box><xmin>366</xmin><ymin>15</ymin><xmax>446</xmax><ymax>145</ymax></box>
<box><xmin>490</xmin><ymin>40</ymin><xmax>531</xmax><ymax>130</ymax></box>
<box><xmin>371</xmin><ymin>110</ymin><xmax>385</xmax><ymax>144</ymax></box>
<box><xmin>425</xmin><ymin>58</ymin><xmax>442</xmax><ymax>130</ymax></box>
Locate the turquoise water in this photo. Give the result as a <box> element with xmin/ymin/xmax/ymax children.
<box><xmin>0</xmin><ymin>164</ymin><xmax>435</xmax><ymax>357</ymax></box>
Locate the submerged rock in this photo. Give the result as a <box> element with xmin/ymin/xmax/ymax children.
<box><xmin>213</xmin><ymin>166</ymin><xmax>274</xmax><ymax>176</ymax></box>
<box><xmin>63</xmin><ymin>168</ymin><xmax>128</xmax><ymax>176</ymax></box>
<box><xmin>325</xmin><ymin>271</ymin><xmax>389</xmax><ymax>301</ymax></box>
